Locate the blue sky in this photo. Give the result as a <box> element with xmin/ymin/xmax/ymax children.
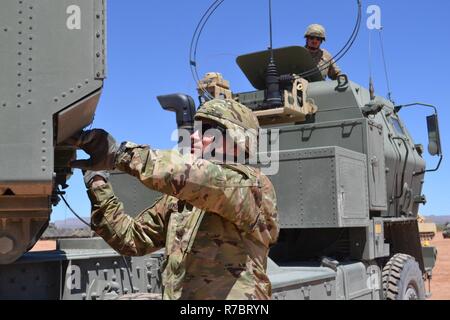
<box><xmin>52</xmin><ymin>0</ymin><xmax>450</xmax><ymax>221</ymax></box>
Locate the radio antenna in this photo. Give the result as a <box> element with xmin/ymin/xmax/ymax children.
<box><xmin>269</xmin><ymin>0</ymin><xmax>274</xmax><ymax>58</ymax></box>
<box><xmin>263</xmin><ymin>0</ymin><xmax>282</xmax><ymax>107</ymax></box>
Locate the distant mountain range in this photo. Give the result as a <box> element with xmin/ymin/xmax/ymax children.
<box><xmin>53</xmin><ymin>217</ymin><xmax>91</xmax><ymax>230</ymax></box>
<box><xmin>424</xmin><ymin>215</ymin><xmax>450</xmax><ymax>225</ymax></box>
<box><xmin>42</xmin><ymin>218</ymin><xmax>92</xmax><ymax>239</ymax></box>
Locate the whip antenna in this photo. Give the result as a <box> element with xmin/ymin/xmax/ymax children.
<box><xmin>368</xmin><ymin>30</ymin><xmax>375</xmax><ymax>100</ymax></box>
<box><xmin>263</xmin><ymin>0</ymin><xmax>282</xmax><ymax>107</ymax></box>
<box><xmin>269</xmin><ymin>0</ymin><xmax>274</xmax><ymax>58</ymax></box>
<box><xmin>379</xmin><ymin>26</ymin><xmax>394</xmax><ymax>103</ymax></box>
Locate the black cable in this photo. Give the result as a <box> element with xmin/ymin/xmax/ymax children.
<box><xmin>301</xmin><ymin>0</ymin><xmax>362</xmax><ymax>78</ymax></box>
<box><xmin>190</xmin><ymin>0</ymin><xmax>224</xmax><ymax>65</ymax></box>
<box><xmin>190</xmin><ymin>0</ymin><xmax>362</xmax><ymax>86</ymax></box>
<box><xmin>59</xmin><ymin>191</ymin><xmax>136</xmax><ymax>294</ymax></box>
<box><xmin>121</xmin><ymin>256</ymin><xmax>136</xmax><ymax>294</ymax></box>
<box><xmin>190</xmin><ymin>0</ymin><xmax>225</xmax><ymax>100</ymax></box>
<box><xmin>60</xmin><ymin>193</ymin><xmax>91</xmax><ymax>228</ymax></box>
<box><xmin>193</xmin><ymin>1</ymin><xmax>225</xmax><ymax>100</ymax></box>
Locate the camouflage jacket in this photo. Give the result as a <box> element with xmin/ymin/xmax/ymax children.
<box><xmin>307</xmin><ymin>47</ymin><xmax>342</xmax><ymax>80</ymax></box>
<box><xmin>87</xmin><ymin>143</ymin><xmax>279</xmax><ymax>300</ymax></box>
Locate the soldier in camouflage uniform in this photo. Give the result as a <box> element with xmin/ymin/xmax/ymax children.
<box><xmin>69</xmin><ymin>99</ymin><xmax>279</xmax><ymax>300</ymax></box>
<box><xmin>304</xmin><ymin>24</ymin><xmax>342</xmax><ymax>80</ymax></box>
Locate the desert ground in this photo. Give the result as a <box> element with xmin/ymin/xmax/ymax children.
<box><xmin>30</xmin><ymin>234</ymin><xmax>449</xmax><ymax>300</ymax></box>
<box><xmin>30</xmin><ymin>240</ymin><xmax>56</xmax><ymax>252</ymax></box>
<box><xmin>429</xmin><ymin>232</ymin><xmax>450</xmax><ymax>300</ymax></box>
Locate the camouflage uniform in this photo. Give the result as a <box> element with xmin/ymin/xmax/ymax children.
<box><xmin>87</xmin><ymin>99</ymin><xmax>279</xmax><ymax>300</ymax></box>
<box><xmin>304</xmin><ymin>24</ymin><xmax>342</xmax><ymax>80</ymax></box>
<box><xmin>308</xmin><ymin>48</ymin><xmax>341</xmax><ymax>81</ymax></box>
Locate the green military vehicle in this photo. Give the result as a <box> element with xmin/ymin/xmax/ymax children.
<box><xmin>0</xmin><ymin>0</ymin><xmax>443</xmax><ymax>300</ymax></box>
<box><xmin>443</xmin><ymin>224</ymin><xmax>450</xmax><ymax>239</ymax></box>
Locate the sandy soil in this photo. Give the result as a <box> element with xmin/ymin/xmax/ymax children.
<box><xmin>429</xmin><ymin>232</ymin><xmax>450</xmax><ymax>300</ymax></box>
<box><xmin>30</xmin><ymin>240</ymin><xmax>56</xmax><ymax>252</ymax></box>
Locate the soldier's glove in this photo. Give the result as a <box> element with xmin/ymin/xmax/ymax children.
<box><xmin>83</xmin><ymin>170</ymin><xmax>110</xmax><ymax>189</ymax></box>
<box><xmin>68</xmin><ymin>129</ymin><xmax>119</xmax><ymax>171</ymax></box>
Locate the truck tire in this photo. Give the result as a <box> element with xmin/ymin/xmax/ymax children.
<box><xmin>382</xmin><ymin>254</ymin><xmax>426</xmax><ymax>300</ymax></box>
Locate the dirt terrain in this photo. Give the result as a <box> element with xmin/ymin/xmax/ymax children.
<box><xmin>429</xmin><ymin>232</ymin><xmax>450</xmax><ymax>300</ymax></box>
<box><xmin>30</xmin><ymin>234</ymin><xmax>449</xmax><ymax>300</ymax></box>
<box><xmin>30</xmin><ymin>240</ymin><xmax>56</xmax><ymax>252</ymax></box>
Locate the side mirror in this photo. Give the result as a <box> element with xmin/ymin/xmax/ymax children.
<box><xmin>427</xmin><ymin>114</ymin><xmax>442</xmax><ymax>156</ymax></box>
<box><xmin>394</xmin><ymin>103</ymin><xmax>443</xmax><ymax>175</ymax></box>
<box><xmin>157</xmin><ymin>94</ymin><xmax>196</xmax><ymax>132</ymax></box>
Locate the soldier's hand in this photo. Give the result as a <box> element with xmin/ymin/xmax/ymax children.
<box><xmin>83</xmin><ymin>170</ymin><xmax>110</xmax><ymax>189</ymax></box>
<box><xmin>67</xmin><ymin>129</ymin><xmax>119</xmax><ymax>171</ymax></box>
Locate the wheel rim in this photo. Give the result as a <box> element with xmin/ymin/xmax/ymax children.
<box><xmin>404</xmin><ymin>284</ymin><xmax>419</xmax><ymax>300</ymax></box>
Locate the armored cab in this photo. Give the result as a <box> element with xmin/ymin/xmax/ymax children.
<box><xmin>231</xmin><ymin>46</ymin><xmax>440</xmax><ymax>299</ymax></box>
<box><xmin>0</xmin><ymin>0</ymin><xmax>106</xmax><ymax>264</ymax></box>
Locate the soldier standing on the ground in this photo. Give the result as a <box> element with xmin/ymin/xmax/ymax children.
<box><xmin>68</xmin><ymin>99</ymin><xmax>279</xmax><ymax>300</ymax></box>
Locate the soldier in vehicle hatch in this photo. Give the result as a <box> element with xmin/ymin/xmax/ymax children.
<box><xmin>304</xmin><ymin>24</ymin><xmax>342</xmax><ymax>80</ymax></box>
<box><xmin>67</xmin><ymin>99</ymin><xmax>279</xmax><ymax>300</ymax></box>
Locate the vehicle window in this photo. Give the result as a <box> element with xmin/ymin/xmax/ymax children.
<box><xmin>390</xmin><ymin>117</ymin><xmax>405</xmax><ymax>136</ymax></box>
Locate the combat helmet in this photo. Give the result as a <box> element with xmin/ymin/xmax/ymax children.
<box><xmin>304</xmin><ymin>24</ymin><xmax>326</xmax><ymax>41</ymax></box>
<box><xmin>194</xmin><ymin>99</ymin><xmax>260</xmax><ymax>157</ymax></box>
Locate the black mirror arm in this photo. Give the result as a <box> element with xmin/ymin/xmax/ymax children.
<box><xmin>394</xmin><ymin>102</ymin><xmax>443</xmax><ymax>175</ymax></box>
<box><xmin>414</xmin><ymin>155</ymin><xmax>444</xmax><ymax>176</ymax></box>
<box><xmin>394</xmin><ymin>102</ymin><xmax>438</xmax><ymax>114</ymax></box>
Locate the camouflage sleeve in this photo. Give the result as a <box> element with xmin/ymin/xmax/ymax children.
<box><xmin>114</xmin><ymin>143</ymin><xmax>261</xmax><ymax>233</ymax></box>
<box><xmin>328</xmin><ymin>59</ymin><xmax>342</xmax><ymax>80</ymax></box>
<box><xmin>323</xmin><ymin>49</ymin><xmax>342</xmax><ymax>80</ymax></box>
<box><xmin>87</xmin><ymin>183</ymin><xmax>170</xmax><ymax>256</ymax></box>
<box><xmin>249</xmin><ymin>173</ymin><xmax>280</xmax><ymax>247</ymax></box>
